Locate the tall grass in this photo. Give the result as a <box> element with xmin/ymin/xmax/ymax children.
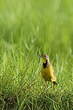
<box><xmin>0</xmin><ymin>0</ymin><xmax>73</xmax><ymax>110</ymax></box>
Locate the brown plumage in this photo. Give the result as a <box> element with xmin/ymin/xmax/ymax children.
<box><xmin>40</xmin><ymin>54</ymin><xmax>57</xmax><ymax>87</ymax></box>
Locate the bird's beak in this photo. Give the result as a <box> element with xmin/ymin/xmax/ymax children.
<box><xmin>39</xmin><ymin>55</ymin><xmax>41</xmax><ymax>58</ymax></box>
<box><xmin>39</xmin><ymin>55</ymin><xmax>46</xmax><ymax>63</ymax></box>
<box><xmin>39</xmin><ymin>55</ymin><xmax>43</xmax><ymax>58</ymax></box>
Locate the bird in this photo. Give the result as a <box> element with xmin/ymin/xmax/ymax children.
<box><xmin>40</xmin><ymin>54</ymin><xmax>57</xmax><ymax>87</ymax></box>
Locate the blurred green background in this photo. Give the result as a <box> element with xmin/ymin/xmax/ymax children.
<box><xmin>0</xmin><ymin>0</ymin><xmax>73</xmax><ymax>49</ymax></box>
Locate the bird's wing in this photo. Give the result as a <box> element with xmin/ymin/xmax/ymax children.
<box><xmin>49</xmin><ymin>64</ymin><xmax>56</xmax><ymax>81</ymax></box>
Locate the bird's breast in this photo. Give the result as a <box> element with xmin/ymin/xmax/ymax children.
<box><xmin>41</xmin><ymin>66</ymin><xmax>51</xmax><ymax>81</ymax></box>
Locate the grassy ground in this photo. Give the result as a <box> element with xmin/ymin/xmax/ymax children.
<box><xmin>0</xmin><ymin>0</ymin><xmax>73</xmax><ymax>110</ymax></box>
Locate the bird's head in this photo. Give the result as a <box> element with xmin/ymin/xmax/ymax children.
<box><xmin>39</xmin><ymin>54</ymin><xmax>50</xmax><ymax>64</ymax></box>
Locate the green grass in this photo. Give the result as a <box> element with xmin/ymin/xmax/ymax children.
<box><xmin>0</xmin><ymin>0</ymin><xmax>73</xmax><ymax>110</ymax></box>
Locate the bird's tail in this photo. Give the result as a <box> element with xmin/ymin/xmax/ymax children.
<box><xmin>53</xmin><ymin>81</ymin><xmax>57</xmax><ymax>85</ymax></box>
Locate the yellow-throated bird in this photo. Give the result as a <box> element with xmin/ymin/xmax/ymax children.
<box><xmin>40</xmin><ymin>54</ymin><xmax>57</xmax><ymax>87</ymax></box>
